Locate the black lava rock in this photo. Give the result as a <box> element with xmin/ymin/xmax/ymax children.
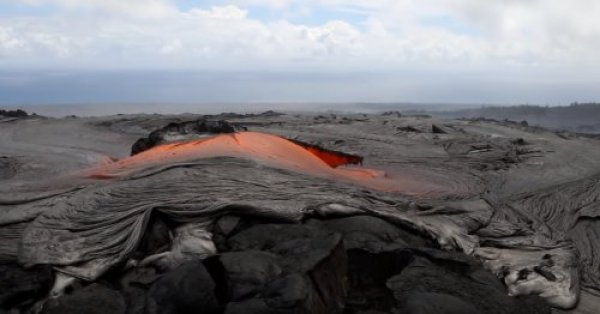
<box><xmin>432</xmin><ymin>124</ymin><xmax>448</xmax><ymax>134</ymax></box>
<box><xmin>42</xmin><ymin>284</ymin><xmax>126</xmax><ymax>314</ymax></box>
<box><xmin>0</xmin><ymin>262</ymin><xmax>53</xmax><ymax>310</ymax></box>
<box><xmin>386</xmin><ymin>249</ymin><xmax>552</xmax><ymax>314</ymax></box>
<box><xmin>0</xmin><ymin>109</ymin><xmax>28</xmax><ymax>118</ymax></box>
<box><xmin>306</xmin><ymin>215</ymin><xmax>429</xmax><ymax>253</ymax></box>
<box><xmin>397</xmin><ymin>292</ymin><xmax>482</xmax><ymax>314</ymax></box>
<box><xmin>146</xmin><ymin>260</ymin><xmax>221</xmax><ymax>314</ymax></box>
<box><xmin>214</xmin><ymin>223</ymin><xmax>348</xmax><ymax>313</ymax></box>
<box><xmin>131</xmin><ymin>119</ymin><xmax>237</xmax><ymax>155</ymax></box>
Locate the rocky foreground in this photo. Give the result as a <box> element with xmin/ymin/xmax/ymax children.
<box><xmin>1</xmin><ymin>111</ymin><xmax>600</xmax><ymax>313</ymax></box>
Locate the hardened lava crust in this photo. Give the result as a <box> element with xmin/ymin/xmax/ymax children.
<box><xmin>1</xmin><ymin>111</ymin><xmax>600</xmax><ymax>313</ymax></box>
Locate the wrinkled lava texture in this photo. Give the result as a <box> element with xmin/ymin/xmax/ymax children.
<box><xmin>2</xmin><ymin>112</ymin><xmax>600</xmax><ymax>314</ymax></box>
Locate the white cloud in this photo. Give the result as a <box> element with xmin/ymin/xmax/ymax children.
<box><xmin>0</xmin><ymin>0</ymin><xmax>599</xmax><ymax>73</ymax></box>
<box><xmin>19</xmin><ymin>0</ymin><xmax>177</xmax><ymax>18</ymax></box>
<box><xmin>228</xmin><ymin>0</ymin><xmax>294</xmax><ymax>9</ymax></box>
<box><xmin>0</xmin><ymin>27</ymin><xmax>25</xmax><ymax>56</ymax></box>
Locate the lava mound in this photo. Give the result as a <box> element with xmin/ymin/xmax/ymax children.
<box><xmin>91</xmin><ymin>130</ymin><xmax>476</xmax><ymax>199</ymax></box>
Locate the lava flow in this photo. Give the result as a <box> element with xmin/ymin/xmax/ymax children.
<box><xmin>87</xmin><ymin>132</ymin><xmax>450</xmax><ymax>195</ymax></box>
<box><xmin>288</xmin><ymin>138</ymin><xmax>363</xmax><ymax>167</ymax></box>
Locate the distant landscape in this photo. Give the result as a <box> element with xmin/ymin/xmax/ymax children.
<box><xmin>428</xmin><ymin>103</ymin><xmax>600</xmax><ymax>134</ymax></box>
<box><xmin>355</xmin><ymin>102</ymin><xmax>600</xmax><ymax>134</ymax></box>
<box><xmin>5</xmin><ymin>102</ymin><xmax>599</xmax><ymax>135</ymax></box>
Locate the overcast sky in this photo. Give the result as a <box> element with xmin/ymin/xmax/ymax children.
<box><xmin>1</xmin><ymin>0</ymin><xmax>599</xmax><ymax>104</ymax></box>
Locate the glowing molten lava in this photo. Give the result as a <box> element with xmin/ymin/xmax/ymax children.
<box><xmin>87</xmin><ymin>132</ymin><xmax>452</xmax><ymax>195</ymax></box>
<box><xmin>288</xmin><ymin>139</ymin><xmax>363</xmax><ymax>168</ymax></box>
<box><xmin>89</xmin><ymin>132</ymin><xmax>374</xmax><ymax>178</ymax></box>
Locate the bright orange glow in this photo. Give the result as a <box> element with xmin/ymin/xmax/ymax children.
<box><xmin>289</xmin><ymin>139</ymin><xmax>363</xmax><ymax>168</ymax></box>
<box><xmin>86</xmin><ymin>132</ymin><xmax>458</xmax><ymax>196</ymax></box>
<box><xmin>88</xmin><ymin>132</ymin><xmax>366</xmax><ymax>177</ymax></box>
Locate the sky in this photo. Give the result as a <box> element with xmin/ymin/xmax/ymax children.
<box><xmin>1</xmin><ymin>0</ymin><xmax>600</xmax><ymax>105</ymax></box>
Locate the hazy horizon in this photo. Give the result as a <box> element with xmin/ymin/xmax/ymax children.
<box><xmin>1</xmin><ymin>68</ymin><xmax>599</xmax><ymax>106</ymax></box>
<box><xmin>2</xmin><ymin>1</ymin><xmax>600</xmax><ymax>104</ymax></box>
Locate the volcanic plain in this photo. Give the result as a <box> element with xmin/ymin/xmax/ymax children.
<box><xmin>1</xmin><ymin>110</ymin><xmax>600</xmax><ymax>314</ymax></box>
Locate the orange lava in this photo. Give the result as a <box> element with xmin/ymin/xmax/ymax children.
<box><xmin>289</xmin><ymin>139</ymin><xmax>363</xmax><ymax>168</ymax></box>
<box><xmin>86</xmin><ymin>132</ymin><xmax>431</xmax><ymax>194</ymax></box>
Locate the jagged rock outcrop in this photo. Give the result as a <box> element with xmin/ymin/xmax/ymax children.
<box><xmin>386</xmin><ymin>249</ymin><xmax>551</xmax><ymax>314</ymax></box>
<box><xmin>213</xmin><ymin>223</ymin><xmax>348</xmax><ymax>313</ymax></box>
<box><xmin>131</xmin><ymin>120</ymin><xmax>237</xmax><ymax>155</ymax></box>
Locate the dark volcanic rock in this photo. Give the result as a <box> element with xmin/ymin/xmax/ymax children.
<box><xmin>396</xmin><ymin>126</ymin><xmax>422</xmax><ymax>133</ymax></box>
<box><xmin>42</xmin><ymin>283</ymin><xmax>125</xmax><ymax>314</ymax></box>
<box><xmin>386</xmin><ymin>249</ymin><xmax>552</xmax><ymax>314</ymax></box>
<box><xmin>227</xmin><ymin>224</ymin><xmax>331</xmax><ymax>252</ymax></box>
<box><xmin>262</xmin><ymin>274</ymin><xmax>310</xmax><ymax>309</ymax></box>
<box><xmin>146</xmin><ymin>260</ymin><xmax>221</xmax><ymax>314</ymax></box>
<box><xmin>0</xmin><ymin>262</ymin><xmax>53</xmax><ymax>310</ymax></box>
<box><xmin>0</xmin><ymin>109</ymin><xmax>28</xmax><ymax>118</ymax></box>
<box><xmin>213</xmin><ymin>223</ymin><xmax>348</xmax><ymax>313</ymax></box>
<box><xmin>216</xmin><ymin>215</ymin><xmax>241</xmax><ymax>236</ymax></box>
<box><xmin>306</xmin><ymin>215</ymin><xmax>429</xmax><ymax>253</ymax></box>
<box><xmin>131</xmin><ymin>119</ymin><xmax>236</xmax><ymax>155</ymax></box>
<box><xmin>217</xmin><ymin>250</ymin><xmax>284</xmax><ymax>301</ymax></box>
<box><xmin>4</xmin><ymin>217</ymin><xmax>555</xmax><ymax>314</ymax></box>
<box><xmin>304</xmin><ymin>235</ymin><xmax>347</xmax><ymax>313</ymax></box>
<box><xmin>209</xmin><ymin>217</ymin><xmax>552</xmax><ymax>314</ymax></box>
<box><xmin>213</xmin><ymin>215</ymin><xmax>294</xmax><ymax>252</ymax></box>
<box><xmin>432</xmin><ymin>124</ymin><xmax>449</xmax><ymax>134</ymax></box>
<box><xmin>225</xmin><ymin>298</ymin><xmax>291</xmax><ymax>314</ymax></box>
<box><xmin>133</xmin><ymin>213</ymin><xmax>171</xmax><ymax>259</ymax></box>
<box><xmin>257</xmin><ymin>110</ymin><xmax>285</xmax><ymax>117</ymax></box>
<box><xmin>397</xmin><ymin>292</ymin><xmax>482</xmax><ymax>314</ymax></box>
<box><xmin>344</xmin><ymin>249</ymin><xmax>412</xmax><ymax>313</ymax></box>
<box><xmin>118</xmin><ymin>267</ymin><xmax>161</xmax><ymax>314</ymax></box>
<box><xmin>341</xmin><ymin>247</ymin><xmax>552</xmax><ymax>314</ymax></box>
